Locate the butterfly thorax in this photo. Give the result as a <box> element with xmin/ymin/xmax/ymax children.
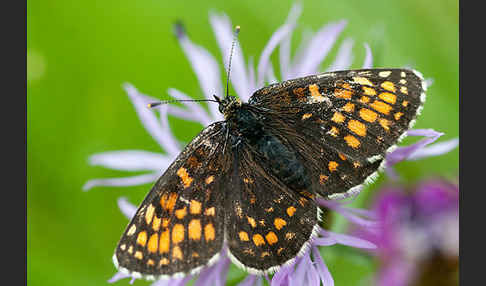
<box><xmin>221</xmin><ymin>99</ymin><xmax>311</xmax><ymax>191</ymax></box>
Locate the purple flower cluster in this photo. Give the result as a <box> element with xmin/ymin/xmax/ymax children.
<box><xmin>84</xmin><ymin>3</ymin><xmax>458</xmax><ymax>286</ymax></box>
<box><xmin>357</xmin><ymin>180</ymin><xmax>459</xmax><ymax>286</ymax></box>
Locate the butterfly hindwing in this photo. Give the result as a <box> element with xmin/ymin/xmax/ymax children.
<box><xmin>225</xmin><ymin>143</ymin><xmax>319</xmax><ymax>274</ymax></box>
<box><xmin>114</xmin><ymin>122</ymin><xmax>230</xmax><ymax>280</ymax></box>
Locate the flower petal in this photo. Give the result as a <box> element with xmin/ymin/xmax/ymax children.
<box><xmin>108</xmin><ymin>271</ymin><xmax>131</xmax><ymax>283</ymax></box>
<box><xmin>290</xmin><ymin>20</ymin><xmax>347</xmax><ymax>77</ymax></box>
<box><xmin>237</xmin><ymin>275</ymin><xmax>257</xmax><ymax>286</ymax></box>
<box><xmin>175</xmin><ymin>23</ymin><xmax>223</xmax><ymax>120</ymax></box>
<box><xmin>290</xmin><ymin>255</ymin><xmax>310</xmax><ymax>286</ymax></box>
<box><xmin>88</xmin><ymin>150</ymin><xmax>171</xmax><ymax>171</ymax></box>
<box><xmin>271</xmin><ymin>263</ymin><xmax>293</xmax><ymax>286</ymax></box>
<box><xmin>256</xmin><ymin>22</ymin><xmax>294</xmax><ymax>88</ymax></box>
<box><xmin>386</xmin><ymin>129</ymin><xmax>444</xmax><ymax>170</ymax></box>
<box><xmin>312</xmin><ymin>246</ymin><xmax>334</xmax><ymax>286</ymax></box>
<box><xmin>117</xmin><ymin>197</ymin><xmax>137</xmax><ymax>219</ymax></box>
<box><xmin>326</xmin><ymin>38</ymin><xmax>354</xmax><ymax>72</ymax></box>
<box><xmin>209</xmin><ymin>12</ymin><xmax>251</xmax><ymax>101</ymax></box>
<box><xmin>279</xmin><ymin>3</ymin><xmax>302</xmax><ymax>80</ymax></box>
<box><xmin>321</xmin><ymin>230</ymin><xmax>377</xmax><ymax>249</ymax></box>
<box><xmin>82</xmin><ymin>172</ymin><xmax>161</xmax><ymax>191</ymax></box>
<box><xmin>407</xmin><ymin>138</ymin><xmax>459</xmax><ymax>161</ymax></box>
<box><xmin>362</xmin><ymin>43</ymin><xmax>373</xmax><ymax>68</ymax></box>
<box><xmin>123</xmin><ymin>83</ymin><xmax>173</xmax><ymax>150</ymax></box>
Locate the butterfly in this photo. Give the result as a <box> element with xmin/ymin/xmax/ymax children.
<box><xmin>112</xmin><ymin>67</ymin><xmax>426</xmax><ymax>280</ymax></box>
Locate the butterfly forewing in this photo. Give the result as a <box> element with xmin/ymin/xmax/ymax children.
<box><xmin>114</xmin><ymin>122</ymin><xmax>230</xmax><ymax>279</ymax></box>
<box><xmin>250</xmin><ymin>68</ymin><xmax>425</xmax><ymax>161</ymax></box>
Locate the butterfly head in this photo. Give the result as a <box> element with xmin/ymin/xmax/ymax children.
<box><xmin>213</xmin><ymin>95</ymin><xmax>242</xmax><ymax>119</ymax></box>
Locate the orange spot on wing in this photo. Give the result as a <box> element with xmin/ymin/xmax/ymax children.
<box><xmin>360</xmin><ymin>96</ymin><xmax>370</xmax><ymax>103</ymax></box>
<box><xmin>394</xmin><ymin>112</ymin><xmax>404</xmax><ymax>120</ymax></box>
<box><xmin>338</xmin><ymin>153</ymin><xmax>347</xmax><ymax>161</ymax></box>
<box><xmin>301</xmin><ymin>113</ymin><xmax>312</xmax><ymax>120</ymax></box>
<box><xmin>334</xmin><ymin>83</ymin><xmax>353</xmax><ymax>99</ymax></box>
<box><xmin>329</xmin><ymin>126</ymin><xmax>339</xmax><ymax>137</ymax></box>
<box><xmin>204</xmin><ymin>207</ymin><xmax>216</xmax><ymax>216</ymax></box>
<box><xmin>319</xmin><ymin>174</ymin><xmax>329</xmax><ymax>184</ymax></box>
<box><xmin>379</xmin><ymin>119</ymin><xmax>391</xmax><ymax>131</ymax></box>
<box><xmin>172</xmin><ymin>246</ymin><xmax>183</xmax><ymax>260</ymax></box>
<box><xmin>177</xmin><ymin>167</ymin><xmax>193</xmax><ymax>188</ymax></box>
<box><xmin>190</xmin><ymin>200</ymin><xmax>202</xmax><ymax>214</ymax></box>
<box><xmin>342</xmin><ymin>103</ymin><xmax>355</xmax><ymax>112</ymax></box>
<box><xmin>400</xmin><ymin>86</ymin><xmax>408</xmax><ymax>94</ymax></box>
<box><xmin>152</xmin><ymin>216</ymin><xmax>161</xmax><ymax>232</ymax></box>
<box><xmin>188</xmin><ymin>219</ymin><xmax>202</xmax><ymax>241</ymax></box>
<box><xmin>127</xmin><ymin>224</ymin><xmax>136</xmax><ymax>236</ymax></box>
<box><xmin>239</xmin><ymin>231</ymin><xmax>249</xmax><ymax>241</ymax></box>
<box><xmin>175</xmin><ymin>207</ymin><xmax>187</xmax><ymax>219</ymax></box>
<box><xmin>378</xmin><ymin>92</ymin><xmax>397</xmax><ymax>104</ymax></box>
<box><xmin>147</xmin><ymin>259</ymin><xmax>155</xmax><ymax>266</ymax></box>
<box><xmin>205</xmin><ymin>175</ymin><xmax>214</xmax><ymax>185</ymax></box>
<box><xmin>274</xmin><ymin>218</ymin><xmax>287</xmax><ymax>230</ymax></box>
<box><xmin>204</xmin><ymin>223</ymin><xmax>216</xmax><ymax>241</ymax></box>
<box><xmin>137</xmin><ymin>231</ymin><xmax>147</xmax><ymax>247</ymax></box>
<box><xmin>348</xmin><ymin>120</ymin><xmax>367</xmax><ymax>136</ymax></box>
<box><xmin>328</xmin><ymin>161</ymin><xmax>339</xmax><ymax>172</ymax></box>
<box><xmin>309</xmin><ymin>84</ymin><xmax>324</xmax><ymax>101</ymax></box>
<box><xmin>370</xmin><ymin>100</ymin><xmax>392</xmax><ymax>115</ymax></box>
<box><xmin>145</xmin><ymin>204</ymin><xmax>155</xmax><ymax>225</ymax></box>
<box><xmin>134</xmin><ymin>251</ymin><xmax>143</xmax><ymax>260</ymax></box>
<box><xmin>172</xmin><ymin>224</ymin><xmax>185</xmax><ymax>244</ymax></box>
<box><xmin>331</xmin><ymin>112</ymin><xmax>345</xmax><ymax>123</ymax></box>
<box><xmin>265</xmin><ymin>232</ymin><xmax>278</xmax><ymax>245</ymax></box>
<box><xmin>381</xmin><ymin>81</ymin><xmax>396</xmax><ymax>92</ymax></box>
<box><xmin>359</xmin><ymin>108</ymin><xmax>378</xmax><ymax>122</ymax></box>
<box><xmin>353</xmin><ymin>76</ymin><xmax>374</xmax><ymax>86</ymax></box>
<box><xmin>247</xmin><ymin>216</ymin><xmax>257</xmax><ymax>228</ymax></box>
<box><xmin>159</xmin><ymin>229</ymin><xmax>170</xmax><ymax>254</ymax></box>
<box><xmin>362</xmin><ymin>86</ymin><xmax>377</xmax><ymax>96</ymax></box>
<box><xmin>344</xmin><ymin>135</ymin><xmax>361</xmax><ymax>148</ymax></box>
<box><xmin>159</xmin><ymin>258</ymin><xmax>169</xmax><ymax>266</ymax></box>
<box><xmin>252</xmin><ymin>234</ymin><xmax>265</xmax><ymax>246</ymax></box>
<box><xmin>402</xmin><ymin>100</ymin><xmax>409</xmax><ymax>107</ymax></box>
<box><xmin>287</xmin><ymin>206</ymin><xmax>296</xmax><ymax>217</ymax></box>
<box><xmin>147</xmin><ymin>233</ymin><xmax>159</xmax><ymax>253</ymax></box>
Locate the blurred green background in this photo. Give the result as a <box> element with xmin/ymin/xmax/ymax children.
<box><xmin>27</xmin><ymin>0</ymin><xmax>458</xmax><ymax>285</ymax></box>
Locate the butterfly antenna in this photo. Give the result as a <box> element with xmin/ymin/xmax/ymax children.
<box><xmin>225</xmin><ymin>25</ymin><xmax>240</xmax><ymax>98</ymax></box>
<box><xmin>147</xmin><ymin>98</ymin><xmax>218</xmax><ymax>108</ymax></box>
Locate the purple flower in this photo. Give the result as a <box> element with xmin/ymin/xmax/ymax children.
<box><xmin>85</xmin><ymin>3</ymin><xmax>458</xmax><ymax>286</ymax></box>
<box><xmin>356</xmin><ymin>180</ymin><xmax>459</xmax><ymax>286</ymax></box>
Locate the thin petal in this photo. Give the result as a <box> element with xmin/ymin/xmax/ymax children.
<box><xmin>386</xmin><ymin>129</ymin><xmax>444</xmax><ymax>168</ymax></box>
<box><xmin>88</xmin><ymin>150</ymin><xmax>171</xmax><ymax>171</ymax></box>
<box><xmin>265</xmin><ymin>63</ymin><xmax>278</xmax><ymax>85</ymax></box>
<box><xmin>237</xmin><ymin>275</ymin><xmax>257</xmax><ymax>286</ymax></box>
<box><xmin>362</xmin><ymin>43</ymin><xmax>373</xmax><ymax>68</ymax></box>
<box><xmin>82</xmin><ymin>172</ymin><xmax>161</xmax><ymax>191</ymax></box>
<box><xmin>280</xmin><ymin>3</ymin><xmax>303</xmax><ymax>80</ymax></box>
<box><xmin>312</xmin><ymin>246</ymin><xmax>334</xmax><ymax>286</ymax></box>
<box><xmin>247</xmin><ymin>56</ymin><xmax>256</xmax><ymax>94</ymax></box>
<box><xmin>157</xmin><ymin>103</ymin><xmax>183</xmax><ymax>155</ymax></box>
<box><xmin>407</xmin><ymin>138</ymin><xmax>459</xmax><ymax>160</ymax></box>
<box><xmin>175</xmin><ymin>23</ymin><xmax>223</xmax><ymax>119</ymax></box>
<box><xmin>209</xmin><ymin>12</ymin><xmax>251</xmax><ymax>101</ymax></box>
<box><xmin>326</xmin><ymin>38</ymin><xmax>354</xmax><ymax>72</ymax></box>
<box><xmin>123</xmin><ymin>83</ymin><xmax>171</xmax><ymax>150</ymax></box>
<box><xmin>256</xmin><ymin>22</ymin><xmax>295</xmax><ymax>88</ymax></box>
<box><xmin>321</xmin><ymin>230</ymin><xmax>377</xmax><ymax>249</ymax></box>
<box><xmin>108</xmin><ymin>271</ymin><xmax>131</xmax><ymax>283</ymax></box>
<box><xmin>290</xmin><ymin>255</ymin><xmax>310</xmax><ymax>285</ymax></box>
<box><xmin>117</xmin><ymin>197</ymin><xmax>137</xmax><ymax>219</ymax></box>
<box><xmin>317</xmin><ymin>198</ymin><xmax>379</xmax><ymax>228</ymax></box>
<box><xmin>272</xmin><ymin>263</ymin><xmax>293</xmax><ymax>286</ymax></box>
<box><xmin>290</xmin><ymin>20</ymin><xmax>347</xmax><ymax>77</ymax></box>
<box><xmin>167</xmin><ymin>88</ymin><xmax>216</xmax><ymax>125</ymax></box>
